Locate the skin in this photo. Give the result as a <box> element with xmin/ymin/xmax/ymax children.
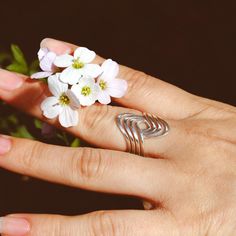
<box><xmin>0</xmin><ymin>38</ymin><xmax>236</xmax><ymax>235</ymax></box>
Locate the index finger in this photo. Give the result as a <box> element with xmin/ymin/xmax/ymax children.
<box><xmin>41</xmin><ymin>38</ymin><xmax>207</xmax><ymax>119</ymax></box>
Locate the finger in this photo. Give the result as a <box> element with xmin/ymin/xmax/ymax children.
<box><xmin>2</xmin><ymin>210</ymin><xmax>179</xmax><ymax>236</ymax></box>
<box><xmin>0</xmin><ymin>69</ymin><xmax>129</xmax><ymax>154</ymax></box>
<box><xmin>0</xmin><ymin>69</ymin><xmax>182</xmax><ymax>158</ymax></box>
<box><xmin>0</xmin><ymin>135</ymin><xmax>179</xmax><ymax>202</ymax></box>
<box><xmin>41</xmin><ymin>38</ymin><xmax>207</xmax><ymax>119</ymax></box>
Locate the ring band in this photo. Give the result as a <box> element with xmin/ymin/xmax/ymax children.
<box><xmin>116</xmin><ymin>112</ymin><xmax>169</xmax><ymax>210</ymax></box>
<box><xmin>116</xmin><ymin>112</ymin><xmax>169</xmax><ymax>157</ymax></box>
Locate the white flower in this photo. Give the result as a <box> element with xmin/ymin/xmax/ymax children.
<box><xmin>31</xmin><ymin>48</ymin><xmax>57</xmax><ymax>79</ymax></box>
<box><xmin>41</xmin><ymin>73</ymin><xmax>80</xmax><ymax>128</ymax></box>
<box><xmin>96</xmin><ymin>59</ymin><xmax>128</xmax><ymax>104</ymax></box>
<box><xmin>71</xmin><ymin>77</ymin><xmax>99</xmax><ymax>106</ymax></box>
<box><xmin>38</xmin><ymin>47</ymin><xmax>48</xmax><ymax>60</ymax></box>
<box><xmin>54</xmin><ymin>47</ymin><xmax>102</xmax><ymax>85</ymax></box>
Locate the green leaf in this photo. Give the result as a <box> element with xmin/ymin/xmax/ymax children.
<box><xmin>10</xmin><ymin>44</ymin><xmax>27</xmax><ymax>67</ymax></box>
<box><xmin>7</xmin><ymin>44</ymin><xmax>29</xmax><ymax>75</ymax></box>
<box><xmin>29</xmin><ymin>59</ymin><xmax>39</xmax><ymax>75</ymax></box>
<box><xmin>56</xmin><ymin>133</ymin><xmax>64</xmax><ymax>140</ymax></box>
<box><xmin>34</xmin><ymin>119</ymin><xmax>42</xmax><ymax>129</ymax></box>
<box><xmin>70</xmin><ymin>138</ymin><xmax>80</xmax><ymax>147</ymax></box>
<box><xmin>39</xmin><ymin>78</ymin><xmax>48</xmax><ymax>83</ymax></box>
<box><xmin>11</xmin><ymin>125</ymin><xmax>35</xmax><ymax>140</ymax></box>
<box><xmin>6</xmin><ymin>63</ymin><xmax>28</xmax><ymax>74</ymax></box>
<box><xmin>56</xmin><ymin>132</ymin><xmax>70</xmax><ymax>145</ymax></box>
<box><xmin>7</xmin><ymin>114</ymin><xmax>18</xmax><ymax>125</ymax></box>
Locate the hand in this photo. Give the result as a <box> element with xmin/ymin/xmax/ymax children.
<box><xmin>0</xmin><ymin>38</ymin><xmax>235</xmax><ymax>236</ymax></box>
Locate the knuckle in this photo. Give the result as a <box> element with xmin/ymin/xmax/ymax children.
<box><xmin>70</xmin><ymin>148</ymin><xmax>109</xmax><ymax>183</ymax></box>
<box><xmin>81</xmin><ymin>105</ymin><xmax>112</xmax><ymax>134</ymax></box>
<box><xmin>19</xmin><ymin>141</ymin><xmax>42</xmax><ymax>169</ymax></box>
<box><xmin>24</xmin><ymin>83</ymin><xmax>49</xmax><ymax>111</ymax></box>
<box><xmin>124</xmin><ymin>70</ymin><xmax>150</xmax><ymax>96</ymax></box>
<box><xmin>89</xmin><ymin>211</ymin><xmax>126</xmax><ymax>236</ymax></box>
<box><xmin>48</xmin><ymin>218</ymin><xmax>64</xmax><ymax>236</ymax></box>
<box><xmin>32</xmin><ymin>216</ymin><xmax>71</xmax><ymax>236</ymax></box>
<box><xmin>39</xmin><ymin>217</ymin><xmax>65</xmax><ymax>236</ymax></box>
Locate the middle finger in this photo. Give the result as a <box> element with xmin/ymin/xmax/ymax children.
<box><xmin>0</xmin><ymin>69</ymin><xmax>182</xmax><ymax>159</ymax></box>
<box><xmin>0</xmin><ymin>136</ymin><xmax>179</xmax><ymax>203</ymax></box>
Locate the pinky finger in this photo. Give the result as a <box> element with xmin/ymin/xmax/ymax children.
<box><xmin>1</xmin><ymin>210</ymin><xmax>179</xmax><ymax>236</ymax></box>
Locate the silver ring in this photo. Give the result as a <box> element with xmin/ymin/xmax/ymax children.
<box><xmin>116</xmin><ymin>112</ymin><xmax>169</xmax><ymax>210</ymax></box>
<box><xmin>116</xmin><ymin>112</ymin><xmax>169</xmax><ymax>157</ymax></box>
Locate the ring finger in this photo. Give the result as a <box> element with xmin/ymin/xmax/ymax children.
<box><xmin>0</xmin><ymin>69</ymin><xmax>185</xmax><ymax>159</ymax></box>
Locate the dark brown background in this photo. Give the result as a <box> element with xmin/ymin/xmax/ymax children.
<box><xmin>0</xmin><ymin>0</ymin><xmax>235</xmax><ymax>215</ymax></box>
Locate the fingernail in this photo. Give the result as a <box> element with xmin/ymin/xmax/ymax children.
<box><xmin>0</xmin><ymin>135</ymin><xmax>12</xmax><ymax>155</ymax></box>
<box><xmin>0</xmin><ymin>69</ymin><xmax>23</xmax><ymax>91</ymax></box>
<box><xmin>0</xmin><ymin>216</ymin><xmax>30</xmax><ymax>235</ymax></box>
<box><xmin>40</xmin><ymin>38</ymin><xmax>72</xmax><ymax>54</ymax></box>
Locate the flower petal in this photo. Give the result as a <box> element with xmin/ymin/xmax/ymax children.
<box><xmin>41</xmin><ymin>96</ymin><xmax>62</xmax><ymax>119</ymax></box>
<box><xmin>40</xmin><ymin>51</ymin><xmax>57</xmax><ymax>72</ymax></box>
<box><xmin>79</xmin><ymin>84</ymin><xmax>99</xmax><ymax>106</ymax></box>
<box><xmin>83</xmin><ymin>64</ymin><xmax>102</xmax><ymax>78</ymax></box>
<box><xmin>99</xmin><ymin>59</ymin><xmax>119</xmax><ymax>81</ymax></box>
<box><xmin>66</xmin><ymin>89</ymin><xmax>80</xmax><ymax>109</ymax></box>
<box><xmin>60</xmin><ymin>66</ymin><xmax>82</xmax><ymax>85</ymax></box>
<box><xmin>97</xmin><ymin>91</ymin><xmax>111</xmax><ymax>104</ymax></box>
<box><xmin>79</xmin><ymin>95</ymin><xmax>97</xmax><ymax>106</ymax></box>
<box><xmin>71</xmin><ymin>78</ymin><xmax>99</xmax><ymax>106</ymax></box>
<box><xmin>54</xmin><ymin>54</ymin><xmax>74</xmax><ymax>68</ymax></box>
<box><xmin>59</xmin><ymin>106</ymin><xmax>79</xmax><ymax>128</ymax></box>
<box><xmin>48</xmin><ymin>74</ymin><xmax>68</xmax><ymax>97</ymax></box>
<box><xmin>38</xmin><ymin>48</ymin><xmax>49</xmax><ymax>60</ymax></box>
<box><xmin>31</xmin><ymin>71</ymin><xmax>53</xmax><ymax>79</ymax></box>
<box><xmin>74</xmin><ymin>47</ymin><xmax>96</xmax><ymax>63</ymax></box>
<box><xmin>107</xmin><ymin>79</ymin><xmax>128</xmax><ymax>98</ymax></box>
<box><xmin>79</xmin><ymin>77</ymin><xmax>96</xmax><ymax>87</ymax></box>
<box><xmin>71</xmin><ymin>84</ymin><xmax>81</xmax><ymax>98</ymax></box>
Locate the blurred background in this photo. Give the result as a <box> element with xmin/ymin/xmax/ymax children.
<box><xmin>0</xmin><ymin>0</ymin><xmax>235</xmax><ymax>216</ymax></box>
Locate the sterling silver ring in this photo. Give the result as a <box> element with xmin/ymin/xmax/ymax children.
<box><xmin>116</xmin><ymin>112</ymin><xmax>169</xmax><ymax>157</ymax></box>
<box><xmin>116</xmin><ymin>112</ymin><xmax>170</xmax><ymax>210</ymax></box>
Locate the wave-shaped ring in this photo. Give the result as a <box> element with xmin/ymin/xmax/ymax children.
<box><xmin>116</xmin><ymin>112</ymin><xmax>169</xmax><ymax>157</ymax></box>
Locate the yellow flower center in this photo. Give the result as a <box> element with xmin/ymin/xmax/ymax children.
<box><xmin>81</xmin><ymin>86</ymin><xmax>91</xmax><ymax>96</ymax></box>
<box><xmin>59</xmin><ymin>94</ymin><xmax>70</xmax><ymax>105</ymax></box>
<box><xmin>99</xmin><ymin>80</ymin><xmax>107</xmax><ymax>90</ymax></box>
<box><xmin>72</xmin><ymin>58</ymin><xmax>84</xmax><ymax>69</ymax></box>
